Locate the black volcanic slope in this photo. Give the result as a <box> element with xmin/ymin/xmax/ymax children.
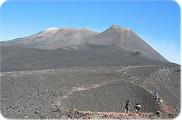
<box><xmin>63</xmin><ymin>81</ymin><xmax>158</xmax><ymax>112</ymax></box>
<box><xmin>0</xmin><ymin>25</ymin><xmax>170</xmax><ymax>72</ymax></box>
<box><xmin>1</xmin><ymin>46</ymin><xmax>168</xmax><ymax>72</ymax></box>
<box><xmin>0</xmin><ymin>25</ymin><xmax>180</xmax><ymax>119</ymax></box>
<box><xmin>1</xmin><ymin>25</ymin><xmax>167</xmax><ymax>61</ymax></box>
<box><xmin>1</xmin><ymin>65</ymin><xmax>180</xmax><ymax>119</ymax></box>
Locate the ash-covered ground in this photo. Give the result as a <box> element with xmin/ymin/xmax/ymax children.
<box><xmin>0</xmin><ymin>65</ymin><xmax>180</xmax><ymax>119</ymax></box>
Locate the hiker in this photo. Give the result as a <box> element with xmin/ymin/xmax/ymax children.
<box><xmin>124</xmin><ymin>99</ymin><xmax>130</xmax><ymax>114</ymax></box>
<box><xmin>135</xmin><ymin>103</ymin><xmax>142</xmax><ymax>115</ymax></box>
<box><xmin>154</xmin><ymin>92</ymin><xmax>159</xmax><ymax>100</ymax></box>
<box><xmin>158</xmin><ymin>97</ymin><xmax>164</xmax><ymax>103</ymax></box>
<box><xmin>154</xmin><ymin>92</ymin><xmax>164</xmax><ymax>103</ymax></box>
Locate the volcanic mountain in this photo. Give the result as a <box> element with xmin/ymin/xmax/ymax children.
<box><xmin>0</xmin><ymin>25</ymin><xmax>180</xmax><ymax>119</ymax></box>
<box><xmin>1</xmin><ymin>25</ymin><xmax>170</xmax><ymax>72</ymax></box>
<box><xmin>2</xmin><ymin>25</ymin><xmax>166</xmax><ymax>61</ymax></box>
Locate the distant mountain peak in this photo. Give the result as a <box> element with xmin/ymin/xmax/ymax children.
<box><xmin>108</xmin><ymin>25</ymin><xmax>131</xmax><ymax>32</ymax></box>
<box><xmin>110</xmin><ymin>25</ymin><xmax>121</xmax><ymax>29</ymax></box>
<box><xmin>1</xmin><ymin>25</ymin><xmax>167</xmax><ymax>62</ymax></box>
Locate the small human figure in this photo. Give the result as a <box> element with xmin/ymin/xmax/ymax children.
<box><xmin>124</xmin><ymin>99</ymin><xmax>130</xmax><ymax>114</ymax></box>
<box><xmin>135</xmin><ymin>103</ymin><xmax>142</xmax><ymax>115</ymax></box>
<box><xmin>158</xmin><ymin>97</ymin><xmax>164</xmax><ymax>103</ymax></box>
<box><xmin>154</xmin><ymin>92</ymin><xmax>159</xmax><ymax>100</ymax></box>
<box><xmin>154</xmin><ymin>92</ymin><xmax>164</xmax><ymax>104</ymax></box>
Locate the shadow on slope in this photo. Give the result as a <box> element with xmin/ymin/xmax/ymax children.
<box><xmin>62</xmin><ymin>81</ymin><xmax>159</xmax><ymax>112</ymax></box>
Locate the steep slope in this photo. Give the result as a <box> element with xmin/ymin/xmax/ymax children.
<box><xmin>83</xmin><ymin>25</ymin><xmax>167</xmax><ymax>62</ymax></box>
<box><xmin>62</xmin><ymin>81</ymin><xmax>158</xmax><ymax>112</ymax></box>
<box><xmin>142</xmin><ymin>67</ymin><xmax>180</xmax><ymax>113</ymax></box>
<box><xmin>1</xmin><ymin>25</ymin><xmax>167</xmax><ymax>62</ymax></box>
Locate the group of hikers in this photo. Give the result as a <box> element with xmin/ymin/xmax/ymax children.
<box><xmin>124</xmin><ymin>92</ymin><xmax>161</xmax><ymax>115</ymax></box>
<box><xmin>124</xmin><ymin>99</ymin><xmax>142</xmax><ymax>115</ymax></box>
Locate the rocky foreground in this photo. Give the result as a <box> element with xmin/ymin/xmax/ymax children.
<box><xmin>37</xmin><ymin>107</ymin><xmax>175</xmax><ymax>119</ymax></box>
<box><xmin>1</xmin><ymin>65</ymin><xmax>180</xmax><ymax>119</ymax></box>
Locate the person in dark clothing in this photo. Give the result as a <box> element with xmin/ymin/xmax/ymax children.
<box><xmin>125</xmin><ymin>99</ymin><xmax>130</xmax><ymax>114</ymax></box>
<box><xmin>135</xmin><ymin>103</ymin><xmax>142</xmax><ymax>115</ymax></box>
<box><xmin>154</xmin><ymin>92</ymin><xmax>159</xmax><ymax>100</ymax></box>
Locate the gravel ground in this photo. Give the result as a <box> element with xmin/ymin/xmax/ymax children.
<box><xmin>0</xmin><ymin>65</ymin><xmax>180</xmax><ymax>119</ymax></box>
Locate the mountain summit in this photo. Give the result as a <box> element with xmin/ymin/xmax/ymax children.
<box><xmin>1</xmin><ymin>25</ymin><xmax>167</xmax><ymax>62</ymax></box>
<box><xmin>1</xmin><ymin>25</ymin><xmax>179</xmax><ymax>120</ymax></box>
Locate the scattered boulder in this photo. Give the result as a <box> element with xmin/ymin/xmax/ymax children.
<box><xmin>132</xmin><ymin>51</ymin><xmax>142</xmax><ymax>56</ymax></box>
<box><xmin>155</xmin><ymin>110</ymin><xmax>162</xmax><ymax>115</ymax></box>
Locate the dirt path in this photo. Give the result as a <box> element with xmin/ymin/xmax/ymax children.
<box><xmin>116</xmin><ymin>65</ymin><xmax>155</xmax><ymax>73</ymax></box>
<box><xmin>64</xmin><ymin>81</ymin><xmax>113</xmax><ymax>98</ymax></box>
<box><xmin>56</xmin><ymin>80</ymin><xmax>115</xmax><ymax>106</ymax></box>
